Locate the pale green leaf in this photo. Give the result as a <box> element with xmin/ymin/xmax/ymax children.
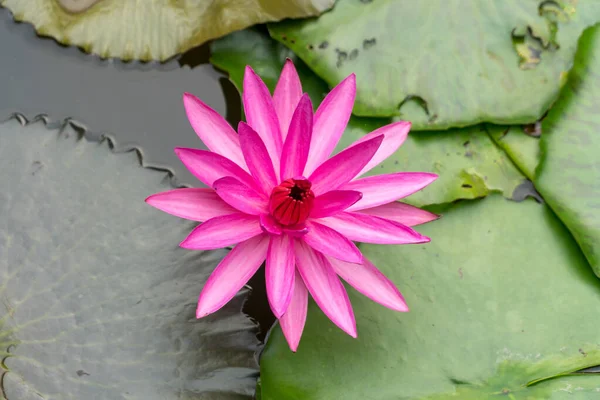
<box><xmin>0</xmin><ymin>0</ymin><xmax>334</xmax><ymax>61</ymax></box>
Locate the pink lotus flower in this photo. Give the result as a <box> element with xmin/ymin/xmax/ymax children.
<box><xmin>146</xmin><ymin>60</ymin><xmax>438</xmax><ymax>351</ymax></box>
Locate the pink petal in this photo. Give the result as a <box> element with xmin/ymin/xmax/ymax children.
<box><xmin>328</xmin><ymin>256</ymin><xmax>408</xmax><ymax>312</ymax></box>
<box><xmin>260</xmin><ymin>213</ymin><xmax>283</xmax><ymax>235</ymax></box>
<box><xmin>279</xmin><ymin>270</ymin><xmax>308</xmax><ymax>352</ymax></box>
<box><xmin>174</xmin><ymin>147</ymin><xmax>259</xmax><ymax>192</ymax></box>
<box><xmin>213</xmin><ymin>177</ymin><xmax>268</xmax><ymax>215</ymax></box>
<box><xmin>266</xmin><ymin>234</ymin><xmax>295</xmax><ymax>318</ymax></box>
<box><xmin>180</xmin><ymin>213</ymin><xmax>262</xmax><ymax>250</ymax></box>
<box><xmin>182</xmin><ymin>93</ymin><xmax>248</xmax><ymax>170</ymax></box>
<box><xmin>310</xmin><ymin>190</ymin><xmax>363</xmax><ymax>218</ymax></box>
<box><xmin>145</xmin><ymin>188</ymin><xmax>237</xmax><ymax>222</ymax></box>
<box><xmin>238</xmin><ymin>122</ymin><xmax>278</xmax><ymax>195</ymax></box>
<box><xmin>196</xmin><ymin>234</ymin><xmax>268</xmax><ymax>317</ymax></box>
<box><xmin>318</xmin><ymin>212</ymin><xmax>430</xmax><ymax>244</ymax></box>
<box><xmin>357</xmin><ymin>202</ymin><xmax>439</xmax><ymax>227</ymax></box>
<box><xmin>348</xmin><ymin>121</ymin><xmax>411</xmax><ymax>177</ymax></box>
<box><xmin>309</xmin><ymin>135</ymin><xmax>383</xmax><ymax>195</ymax></box>
<box><xmin>243</xmin><ymin>66</ymin><xmax>282</xmax><ymax>169</ymax></box>
<box><xmin>273</xmin><ymin>59</ymin><xmax>303</xmax><ymax>140</ymax></box>
<box><xmin>303</xmin><ymin>221</ymin><xmax>363</xmax><ymax>264</ymax></box>
<box><xmin>294</xmin><ymin>240</ymin><xmax>357</xmax><ymax>337</ymax></box>
<box><xmin>280</xmin><ymin>94</ymin><xmax>313</xmax><ymax>181</ymax></box>
<box><xmin>344</xmin><ymin>172</ymin><xmax>438</xmax><ymax>211</ymax></box>
<box><xmin>304</xmin><ymin>74</ymin><xmax>356</xmax><ymax>176</ymax></box>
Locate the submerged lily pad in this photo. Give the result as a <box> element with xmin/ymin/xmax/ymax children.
<box><xmin>0</xmin><ymin>0</ymin><xmax>334</xmax><ymax>61</ymax></box>
<box><xmin>268</xmin><ymin>0</ymin><xmax>600</xmax><ymax>129</ymax></box>
<box><xmin>211</xmin><ymin>29</ymin><xmax>527</xmax><ymax>206</ymax></box>
<box><xmin>260</xmin><ymin>196</ymin><xmax>600</xmax><ymax>399</ymax></box>
<box><xmin>0</xmin><ymin>118</ymin><xmax>258</xmax><ymax>399</ymax></box>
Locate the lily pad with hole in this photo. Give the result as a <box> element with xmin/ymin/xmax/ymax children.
<box><xmin>210</xmin><ymin>29</ymin><xmax>528</xmax><ymax>206</ymax></box>
<box><xmin>267</xmin><ymin>0</ymin><xmax>600</xmax><ymax>130</ymax></box>
<box><xmin>0</xmin><ymin>118</ymin><xmax>259</xmax><ymax>399</ymax></box>
<box><xmin>260</xmin><ymin>195</ymin><xmax>600</xmax><ymax>399</ymax></box>
<box><xmin>0</xmin><ymin>0</ymin><xmax>335</xmax><ymax>61</ymax></box>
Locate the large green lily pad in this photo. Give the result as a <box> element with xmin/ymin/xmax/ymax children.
<box><xmin>211</xmin><ymin>29</ymin><xmax>527</xmax><ymax>206</ymax></box>
<box><xmin>536</xmin><ymin>27</ymin><xmax>600</xmax><ymax>276</ymax></box>
<box><xmin>0</xmin><ymin>118</ymin><xmax>258</xmax><ymax>399</ymax></box>
<box><xmin>0</xmin><ymin>0</ymin><xmax>334</xmax><ymax>61</ymax></box>
<box><xmin>486</xmin><ymin>25</ymin><xmax>600</xmax><ymax>278</ymax></box>
<box><xmin>535</xmin><ymin>25</ymin><xmax>600</xmax><ymax>277</ymax></box>
<box><xmin>268</xmin><ymin>0</ymin><xmax>600</xmax><ymax>129</ymax></box>
<box><xmin>260</xmin><ymin>195</ymin><xmax>600</xmax><ymax>399</ymax></box>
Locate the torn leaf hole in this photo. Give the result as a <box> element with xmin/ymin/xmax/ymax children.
<box><xmin>511</xmin><ymin>180</ymin><xmax>543</xmax><ymax>203</ymax></box>
<box><xmin>576</xmin><ymin>365</ymin><xmax>600</xmax><ymax>373</ymax></box>
<box><xmin>523</xmin><ymin>121</ymin><xmax>542</xmax><ymax>137</ymax></box>
<box><xmin>398</xmin><ymin>95</ymin><xmax>430</xmax><ymax>119</ymax></box>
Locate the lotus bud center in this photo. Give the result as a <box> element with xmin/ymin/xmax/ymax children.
<box><xmin>269</xmin><ymin>178</ymin><xmax>315</xmax><ymax>226</ymax></box>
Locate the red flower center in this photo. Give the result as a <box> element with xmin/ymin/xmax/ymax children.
<box><xmin>269</xmin><ymin>178</ymin><xmax>315</xmax><ymax>226</ymax></box>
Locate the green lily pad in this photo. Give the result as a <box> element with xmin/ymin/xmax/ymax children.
<box><xmin>211</xmin><ymin>28</ymin><xmax>330</xmax><ymax>107</ymax></box>
<box><xmin>211</xmin><ymin>30</ymin><xmax>527</xmax><ymax>206</ymax></box>
<box><xmin>487</xmin><ymin>25</ymin><xmax>600</xmax><ymax>278</ymax></box>
<box><xmin>268</xmin><ymin>0</ymin><xmax>600</xmax><ymax>129</ymax></box>
<box><xmin>0</xmin><ymin>0</ymin><xmax>334</xmax><ymax>61</ymax></box>
<box><xmin>260</xmin><ymin>195</ymin><xmax>600</xmax><ymax>399</ymax></box>
<box><xmin>535</xmin><ymin>24</ymin><xmax>600</xmax><ymax>277</ymax></box>
<box><xmin>0</xmin><ymin>118</ymin><xmax>258</xmax><ymax>399</ymax></box>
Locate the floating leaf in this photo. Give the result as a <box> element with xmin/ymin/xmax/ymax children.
<box><xmin>260</xmin><ymin>196</ymin><xmax>600</xmax><ymax>399</ymax></box>
<box><xmin>268</xmin><ymin>0</ymin><xmax>600</xmax><ymax>129</ymax></box>
<box><xmin>211</xmin><ymin>28</ymin><xmax>330</xmax><ymax>107</ymax></box>
<box><xmin>0</xmin><ymin>0</ymin><xmax>334</xmax><ymax>61</ymax></box>
<box><xmin>211</xmin><ymin>29</ymin><xmax>526</xmax><ymax>206</ymax></box>
<box><xmin>489</xmin><ymin>25</ymin><xmax>600</xmax><ymax>277</ymax></box>
<box><xmin>535</xmin><ymin>25</ymin><xmax>600</xmax><ymax>277</ymax></box>
<box><xmin>0</xmin><ymin>118</ymin><xmax>258</xmax><ymax>399</ymax></box>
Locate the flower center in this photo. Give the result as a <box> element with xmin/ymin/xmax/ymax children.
<box><xmin>269</xmin><ymin>178</ymin><xmax>315</xmax><ymax>226</ymax></box>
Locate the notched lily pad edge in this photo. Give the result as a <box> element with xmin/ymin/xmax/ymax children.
<box><xmin>3</xmin><ymin>112</ymin><xmax>191</xmax><ymax>187</ymax></box>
